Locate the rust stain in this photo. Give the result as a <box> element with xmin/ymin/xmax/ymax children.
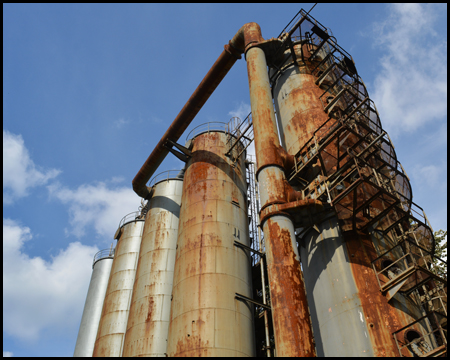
<box><xmin>265</xmin><ymin>219</ymin><xmax>316</xmax><ymax>357</ymax></box>
<box><xmin>168</xmin><ymin>131</ymin><xmax>253</xmax><ymax>356</ymax></box>
<box><xmin>344</xmin><ymin>231</ymin><xmax>420</xmax><ymax>357</ymax></box>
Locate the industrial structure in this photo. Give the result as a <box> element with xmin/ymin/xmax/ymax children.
<box><xmin>74</xmin><ymin>8</ymin><xmax>447</xmax><ymax>357</ymax></box>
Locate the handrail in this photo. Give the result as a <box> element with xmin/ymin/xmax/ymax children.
<box><xmin>147</xmin><ymin>169</ymin><xmax>185</xmax><ymax>188</ymax></box>
<box><xmin>185</xmin><ymin>122</ymin><xmax>229</xmax><ymax>142</ymax></box>
<box><xmin>118</xmin><ymin>211</ymin><xmax>145</xmax><ymax>229</ymax></box>
<box><xmin>92</xmin><ymin>248</ymin><xmax>115</xmax><ymax>268</ymax></box>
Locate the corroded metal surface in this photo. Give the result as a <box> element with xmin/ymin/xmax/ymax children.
<box><xmin>299</xmin><ymin>217</ymin><xmax>375</xmax><ymax>356</ymax></box>
<box><xmin>272</xmin><ymin>51</ymin><xmax>329</xmax><ymax>157</ymax></box>
<box><xmin>346</xmin><ymin>231</ymin><xmax>426</xmax><ymax>357</ymax></box>
<box><xmin>246</xmin><ymin>44</ymin><xmax>316</xmax><ymax>357</ymax></box>
<box><xmin>263</xmin><ymin>215</ymin><xmax>316</xmax><ymax>357</ymax></box>
<box><xmin>93</xmin><ymin>219</ymin><xmax>144</xmax><ymax>357</ymax></box>
<box><xmin>123</xmin><ymin>177</ymin><xmax>183</xmax><ymax>357</ymax></box>
<box><xmin>300</xmin><ymin>219</ymin><xmax>425</xmax><ymax>357</ymax></box>
<box><xmin>74</xmin><ymin>256</ymin><xmax>113</xmax><ymax>357</ymax></box>
<box><xmin>275</xmin><ymin>41</ymin><xmax>427</xmax><ymax>357</ymax></box>
<box><xmin>167</xmin><ymin>131</ymin><xmax>255</xmax><ymax>357</ymax></box>
<box><xmin>369</xmin><ymin>231</ymin><xmax>436</xmax><ymax>357</ymax></box>
<box><xmin>247</xmin><ymin>46</ymin><xmax>285</xmax><ymax>173</ymax></box>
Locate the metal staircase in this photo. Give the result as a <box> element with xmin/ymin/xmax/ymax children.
<box><xmin>279</xmin><ymin>10</ymin><xmax>447</xmax><ymax>357</ymax></box>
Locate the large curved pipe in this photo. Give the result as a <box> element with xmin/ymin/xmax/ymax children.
<box><xmin>132</xmin><ymin>23</ymin><xmax>262</xmax><ymax>199</ymax></box>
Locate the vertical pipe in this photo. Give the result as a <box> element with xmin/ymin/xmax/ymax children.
<box><xmin>93</xmin><ymin>216</ymin><xmax>144</xmax><ymax>357</ymax></box>
<box><xmin>74</xmin><ymin>253</ymin><xmax>113</xmax><ymax>357</ymax></box>
<box><xmin>246</xmin><ymin>45</ymin><xmax>315</xmax><ymax>357</ymax></box>
<box><xmin>122</xmin><ymin>176</ymin><xmax>183</xmax><ymax>356</ymax></box>
<box><xmin>167</xmin><ymin>130</ymin><xmax>255</xmax><ymax>357</ymax></box>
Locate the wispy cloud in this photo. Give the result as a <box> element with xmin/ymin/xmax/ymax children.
<box><xmin>411</xmin><ymin>163</ymin><xmax>446</xmax><ymax>190</ymax></box>
<box><xmin>3</xmin><ymin>351</ymin><xmax>13</xmax><ymax>357</ymax></box>
<box><xmin>3</xmin><ymin>130</ymin><xmax>61</xmax><ymax>204</ymax></box>
<box><xmin>47</xmin><ymin>181</ymin><xmax>141</xmax><ymax>240</ymax></box>
<box><xmin>228</xmin><ymin>102</ymin><xmax>256</xmax><ymax>160</ymax></box>
<box><xmin>370</xmin><ymin>4</ymin><xmax>447</xmax><ymax>138</ymax></box>
<box><xmin>228</xmin><ymin>101</ymin><xmax>251</xmax><ymax>122</ymax></box>
<box><xmin>114</xmin><ymin>117</ymin><xmax>130</xmax><ymax>128</ymax></box>
<box><xmin>3</xmin><ymin>218</ymin><xmax>98</xmax><ymax>342</ymax></box>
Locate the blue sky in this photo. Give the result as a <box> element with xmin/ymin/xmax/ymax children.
<box><xmin>3</xmin><ymin>3</ymin><xmax>447</xmax><ymax>357</ymax></box>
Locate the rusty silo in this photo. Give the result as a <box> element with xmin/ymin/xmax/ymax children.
<box><xmin>72</xmin><ymin>6</ymin><xmax>447</xmax><ymax>358</ymax></box>
<box><xmin>166</xmin><ymin>124</ymin><xmax>255</xmax><ymax>356</ymax></box>
<box><xmin>122</xmin><ymin>170</ymin><xmax>184</xmax><ymax>356</ymax></box>
<box><xmin>266</xmin><ymin>11</ymin><xmax>446</xmax><ymax>357</ymax></box>
<box><xmin>73</xmin><ymin>247</ymin><xmax>114</xmax><ymax>357</ymax></box>
<box><xmin>92</xmin><ymin>209</ymin><xmax>145</xmax><ymax>357</ymax></box>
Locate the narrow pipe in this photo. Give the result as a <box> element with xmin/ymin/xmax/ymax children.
<box><xmin>246</xmin><ymin>45</ymin><xmax>316</xmax><ymax>357</ymax></box>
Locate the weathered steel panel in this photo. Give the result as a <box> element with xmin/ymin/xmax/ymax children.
<box><xmin>167</xmin><ymin>130</ymin><xmax>255</xmax><ymax>357</ymax></box>
<box><xmin>93</xmin><ymin>219</ymin><xmax>144</xmax><ymax>357</ymax></box>
<box><xmin>263</xmin><ymin>215</ymin><xmax>316</xmax><ymax>357</ymax></box>
<box><xmin>123</xmin><ymin>176</ymin><xmax>183</xmax><ymax>357</ymax></box>
<box><xmin>299</xmin><ymin>217</ymin><xmax>375</xmax><ymax>356</ymax></box>
<box><xmin>272</xmin><ymin>57</ymin><xmax>329</xmax><ymax>156</ymax></box>
<box><xmin>74</xmin><ymin>256</ymin><xmax>113</xmax><ymax>357</ymax></box>
<box><xmin>367</xmin><ymin>230</ymin><xmax>432</xmax><ymax>357</ymax></box>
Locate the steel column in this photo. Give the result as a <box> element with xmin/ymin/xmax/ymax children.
<box><xmin>246</xmin><ymin>45</ymin><xmax>315</xmax><ymax>357</ymax></box>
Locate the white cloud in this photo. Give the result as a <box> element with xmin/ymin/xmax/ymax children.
<box><xmin>3</xmin><ymin>130</ymin><xmax>61</xmax><ymax>204</ymax></box>
<box><xmin>3</xmin><ymin>218</ymin><xmax>98</xmax><ymax>342</ymax></box>
<box><xmin>47</xmin><ymin>181</ymin><xmax>141</xmax><ymax>239</ymax></box>
<box><xmin>413</xmin><ymin>165</ymin><xmax>445</xmax><ymax>187</ymax></box>
<box><xmin>228</xmin><ymin>101</ymin><xmax>251</xmax><ymax>122</ymax></box>
<box><xmin>370</xmin><ymin>4</ymin><xmax>447</xmax><ymax>138</ymax></box>
<box><xmin>3</xmin><ymin>351</ymin><xmax>13</xmax><ymax>357</ymax></box>
<box><xmin>110</xmin><ymin>176</ymin><xmax>125</xmax><ymax>184</ymax></box>
<box><xmin>411</xmin><ymin>164</ymin><xmax>445</xmax><ymax>190</ymax></box>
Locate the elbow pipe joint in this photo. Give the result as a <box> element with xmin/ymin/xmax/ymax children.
<box><xmin>229</xmin><ymin>22</ymin><xmax>264</xmax><ymax>55</ymax></box>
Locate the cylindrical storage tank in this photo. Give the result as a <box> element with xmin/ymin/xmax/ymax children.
<box><xmin>299</xmin><ymin>217</ymin><xmax>378</xmax><ymax>356</ymax></box>
<box><xmin>74</xmin><ymin>249</ymin><xmax>114</xmax><ymax>357</ymax></box>
<box><xmin>300</xmin><ymin>218</ymin><xmax>427</xmax><ymax>357</ymax></box>
<box><xmin>93</xmin><ymin>212</ymin><xmax>145</xmax><ymax>357</ymax></box>
<box><xmin>273</xmin><ymin>44</ymin><xmax>425</xmax><ymax>357</ymax></box>
<box><xmin>272</xmin><ymin>44</ymin><xmax>329</xmax><ymax>157</ymax></box>
<box><xmin>167</xmin><ymin>125</ymin><xmax>255</xmax><ymax>357</ymax></box>
<box><xmin>123</xmin><ymin>170</ymin><xmax>184</xmax><ymax>357</ymax></box>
